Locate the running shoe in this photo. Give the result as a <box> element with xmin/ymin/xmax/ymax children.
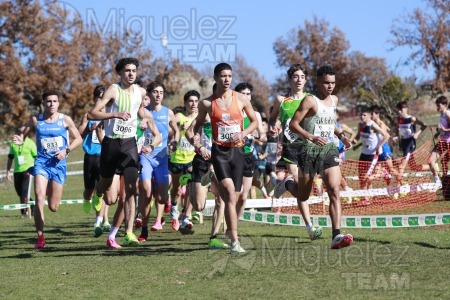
<box><xmin>94</xmin><ymin>226</ymin><xmax>103</xmax><ymax>237</ymax></box>
<box><xmin>308</xmin><ymin>226</ymin><xmax>323</xmax><ymax>241</ymax></box>
<box><xmin>83</xmin><ymin>200</ymin><xmax>91</xmax><ymax>214</ymax></box>
<box><xmin>201</xmin><ymin>168</ymin><xmax>215</xmax><ymax>186</ymax></box>
<box><xmin>34</xmin><ymin>235</ymin><xmax>45</xmax><ymax>250</ymax></box>
<box><xmin>171</xmin><ymin>219</ymin><xmax>180</xmax><ymax>231</ymax></box>
<box><xmin>180</xmin><ymin>218</ymin><xmax>193</xmax><ymax>230</ymax></box>
<box><xmin>92</xmin><ymin>192</ymin><xmax>103</xmax><ymax>212</ymax></box>
<box><xmin>102</xmin><ymin>222</ymin><xmax>111</xmax><ymax>232</ymax></box>
<box><xmin>134</xmin><ymin>217</ymin><xmax>142</xmax><ymax>229</ymax></box>
<box><xmin>331</xmin><ymin>233</ymin><xmax>353</xmax><ymax>249</ymax></box>
<box><xmin>138</xmin><ymin>232</ymin><xmax>148</xmax><ymax>242</ymax></box>
<box><xmin>208</xmin><ymin>238</ymin><xmax>229</xmax><ymax>249</ymax></box>
<box><xmin>230</xmin><ymin>241</ymin><xmax>245</xmax><ymax>254</ymax></box>
<box><xmin>123</xmin><ymin>232</ymin><xmax>139</xmax><ymax>247</ymax></box>
<box><xmin>106</xmin><ymin>238</ymin><xmax>122</xmax><ymax>249</ymax></box>
<box><xmin>170</xmin><ymin>206</ymin><xmax>180</xmax><ymax>231</ymax></box>
<box><xmin>151</xmin><ymin>221</ymin><xmax>163</xmax><ymax>231</ymax></box>
<box><xmin>273</xmin><ymin>175</ymin><xmax>294</xmax><ymax>198</ymax></box>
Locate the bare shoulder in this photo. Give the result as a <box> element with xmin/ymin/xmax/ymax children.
<box><xmin>331</xmin><ymin>94</ymin><xmax>339</xmax><ymax>103</ymax></box>
<box><xmin>276</xmin><ymin>94</ymin><xmax>285</xmax><ymax>103</ymax></box>
<box><xmin>200</xmin><ymin>96</ymin><xmax>212</xmax><ymax>108</ymax></box>
<box><xmin>138</xmin><ymin>86</ymin><xmax>146</xmax><ymax>97</ymax></box>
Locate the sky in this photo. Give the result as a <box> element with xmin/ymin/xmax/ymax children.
<box><xmin>59</xmin><ymin>0</ymin><xmax>433</xmax><ymax>84</ymax></box>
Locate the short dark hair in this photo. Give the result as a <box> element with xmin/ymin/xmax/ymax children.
<box><xmin>172</xmin><ymin>106</ymin><xmax>185</xmax><ymax>115</ymax></box>
<box><xmin>146</xmin><ymin>81</ymin><xmax>166</xmax><ymax>93</ymax></box>
<box><xmin>115</xmin><ymin>57</ymin><xmax>140</xmax><ymax>73</ymax></box>
<box><xmin>370</xmin><ymin>105</ymin><xmax>382</xmax><ymax>114</ymax></box>
<box><xmin>435</xmin><ymin>95</ymin><xmax>448</xmax><ymax>106</ymax></box>
<box><xmin>317</xmin><ymin>65</ymin><xmax>335</xmax><ymax>78</ymax></box>
<box><xmin>184</xmin><ymin>90</ymin><xmax>200</xmax><ymax>102</ymax></box>
<box><xmin>213</xmin><ymin>63</ymin><xmax>232</xmax><ymax>77</ymax></box>
<box><xmin>287</xmin><ymin>64</ymin><xmax>309</xmax><ymax>79</ymax></box>
<box><xmin>42</xmin><ymin>89</ymin><xmax>60</xmax><ymax>100</ymax></box>
<box><xmin>396</xmin><ymin>101</ymin><xmax>408</xmax><ymax>110</ymax></box>
<box><xmin>234</xmin><ymin>82</ymin><xmax>253</xmax><ymax>93</ymax></box>
<box><xmin>93</xmin><ymin>85</ymin><xmax>105</xmax><ymax>99</ymax></box>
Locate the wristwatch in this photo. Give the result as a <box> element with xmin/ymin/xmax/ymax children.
<box><xmin>66</xmin><ymin>147</ymin><xmax>71</xmax><ymax>155</ymax></box>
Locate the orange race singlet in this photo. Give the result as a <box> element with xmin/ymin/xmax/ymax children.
<box><xmin>211</xmin><ymin>91</ymin><xmax>244</xmax><ymax>147</ymax></box>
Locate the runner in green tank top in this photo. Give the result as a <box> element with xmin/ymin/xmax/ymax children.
<box><xmin>289</xmin><ymin>65</ymin><xmax>353</xmax><ymax>249</ymax></box>
<box><xmin>268</xmin><ymin>64</ymin><xmax>323</xmax><ymax>241</ymax></box>
<box><xmin>235</xmin><ymin>82</ymin><xmax>268</xmax><ymax>220</ymax></box>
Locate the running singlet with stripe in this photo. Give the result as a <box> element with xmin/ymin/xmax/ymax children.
<box><xmin>359</xmin><ymin>121</ymin><xmax>378</xmax><ymax>155</ymax></box>
<box><xmin>82</xmin><ymin>120</ymin><xmax>102</xmax><ymax>155</ymax></box>
<box><xmin>171</xmin><ymin>114</ymin><xmax>196</xmax><ymax>164</ymax></box>
<box><xmin>243</xmin><ymin>114</ymin><xmax>254</xmax><ymax>154</ymax></box>
<box><xmin>201</xmin><ymin>122</ymin><xmax>213</xmax><ymax>151</ymax></box>
<box><xmin>300</xmin><ymin>95</ymin><xmax>337</xmax><ymax>144</ymax></box>
<box><xmin>104</xmin><ymin>84</ymin><xmax>142</xmax><ymax>139</ymax></box>
<box><xmin>148</xmin><ymin>106</ymin><xmax>169</xmax><ymax>158</ymax></box>
<box><xmin>279</xmin><ymin>93</ymin><xmax>310</xmax><ymax>143</ymax></box>
<box><xmin>211</xmin><ymin>91</ymin><xmax>244</xmax><ymax>147</ymax></box>
<box><xmin>36</xmin><ymin>113</ymin><xmax>68</xmax><ymax>161</ymax></box>
<box><xmin>397</xmin><ymin>116</ymin><xmax>415</xmax><ymax>139</ymax></box>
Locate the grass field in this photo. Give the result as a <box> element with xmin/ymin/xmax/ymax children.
<box><xmin>1</xmin><ymin>202</ymin><xmax>450</xmax><ymax>299</ymax></box>
<box><xmin>1</xmin><ymin>113</ymin><xmax>450</xmax><ymax>299</ymax></box>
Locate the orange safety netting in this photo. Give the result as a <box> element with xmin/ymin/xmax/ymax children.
<box><xmin>278</xmin><ymin>134</ymin><xmax>450</xmax><ymax>216</ymax></box>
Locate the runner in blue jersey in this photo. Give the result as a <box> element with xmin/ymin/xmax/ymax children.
<box><xmin>137</xmin><ymin>81</ymin><xmax>178</xmax><ymax>241</ymax></box>
<box><xmin>13</xmin><ymin>90</ymin><xmax>82</xmax><ymax>249</ymax></box>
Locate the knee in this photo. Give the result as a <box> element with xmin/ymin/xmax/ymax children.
<box><xmin>48</xmin><ymin>204</ymin><xmax>59</xmax><ymax>212</ymax></box>
<box><xmin>327</xmin><ymin>186</ymin><xmax>340</xmax><ymax>199</ymax></box>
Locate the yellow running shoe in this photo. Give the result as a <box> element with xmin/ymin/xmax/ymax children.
<box><xmin>92</xmin><ymin>192</ymin><xmax>103</xmax><ymax>212</ymax></box>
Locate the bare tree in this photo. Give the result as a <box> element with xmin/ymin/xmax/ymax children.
<box><xmin>390</xmin><ymin>0</ymin><xmax>450</xmax><ymax>93</ymax></box>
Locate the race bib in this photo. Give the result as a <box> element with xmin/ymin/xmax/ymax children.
<box><xmin>313</xmin><ymin>124</ymin><xmax>334</xmax><ymax>144</ymax></box>
<box><xmin>113</xmin><ymin>119</ymin><xmax>133</xmax><ymax>135</ymax></box>
<box><xmin>284</xmin><ymin>118</ymin><xmax>299</xmax><ymax>143</ymax></box>
<box><xmin>18</xmin><ymin>155</ymin><xmax>25</xmax><ymax>165</ymax></box>
<box><xmin>143</xmin><ymin>131</ymin><xmax>153</xmax><ymax>146</ymax></box>
<box><xmin>399</xmin><ymin>125</ymin><xmax>412</xmax><ymax>138</ymax></box>
<box><xmin>179</xmin><ymin>136</ymin><xmax>194</xmax><ymax>151</ymax></box>
<box><xmin>267</xmin><ymin>142</ymin><xmax>278</xmax><ymax>155</ymax></box>
<box><xmin>218</xmin><ymin>125</ymin><xmax>240</xmax><ymax>142</ymax></box>
<box><xmin>40</xmin><ymin>136</ymin><xmax>63</xmax><ymax>152</ymax></box>
<box><xmin>91</xmin><ymin>130</ymin><xmax>100</xmax><ymax>144</ymax></box>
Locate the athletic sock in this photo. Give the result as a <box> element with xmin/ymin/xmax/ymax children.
<box><xmin>306</xmin><ymin>223</ymin><xmax>312</xmax><ymax>232</ymax></box>
<box><xmin>95</xmin><ymin>216</ymin><xmax>103</xmax><ymax>227</ymax></box>
<box><xmin>108</xmin><ymin>226</ymin><xmax>119</xmax><ymax>239</ymax></box>
<box><xmin>210</xmin><ymin>234</ymin><xmax>217</xmax><ymax>240</ymax></box>
<box><xmin>332</xmin><ymin>229</ymin><xmax>341</xmax><ymax>240</ymax></box>
<box><xmin>261</xmin><ymin>186</ymin><xmax>267</xmax><ymax>195</ymax></box>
